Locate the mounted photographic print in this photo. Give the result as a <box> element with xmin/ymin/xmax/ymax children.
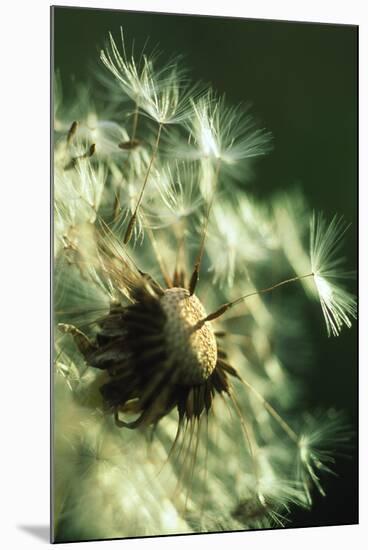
<box><xmin>51</xmin><ymin>5</ymin><xmax>358</xmax><ymax>543</ymax></box>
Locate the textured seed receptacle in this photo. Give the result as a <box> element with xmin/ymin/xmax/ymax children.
<box><xmin>160</xmin><ymin>288</ymin><xmax>217</xmax><ymax>385</ymax></box>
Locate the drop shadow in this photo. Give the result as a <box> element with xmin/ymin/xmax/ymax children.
<box><xmin>17</xmin><ymin>525</ymin><xmax>50</xmax><ymax>543</ymax></box>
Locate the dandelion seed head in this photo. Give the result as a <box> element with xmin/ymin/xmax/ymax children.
<box><xmin>161</xmin><ymin>288</ymin><xmax>217</xmax><ymax>385</ymax></box>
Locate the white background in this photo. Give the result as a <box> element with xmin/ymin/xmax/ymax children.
<box><xmin>0</xmin><ymin>0</ymin><xmax>366</xmax><ymax>548</ymax></box>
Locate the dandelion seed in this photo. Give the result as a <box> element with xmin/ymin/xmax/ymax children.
<box><xmin>297</xmin><ymin>410</ymin><xmax>352</xmax><ymax>503</ymax></box>
<box><xmin>66</xmin><ymin>120</ymin><xmax>79</xmax><ymax>144</ymax></box>
<box><xmin>185</xmin><ymin>92</ymin><xmax>273</xmax><ymax>180</ymax></box>
<box><xmin>101</xmin><ymin>28</ymin><xmax>199</xmax><ymax>127</ymax></box>
<box><xmin>54</xmin><ymin>159</ymin><xmax>105</xmax><ymax>229</ymax></box>
<box><xmin>145</xmin><ymin>161</ymin><xmax>204</xmax><ymax>228</ymax></box>
<box><xmin>233</xmin><ymin>471</ymin><xmax>308</xmax><ymax>528</ymax></box>
<box><xmin>82</xmin><ymin>118</ymin><xmax>131</xmax><ymax>158</ymax></box>
<box><xmin>101</xmin><ymin>30</ymin><xmax>203</xmax><ymax>242</ymax></box>
<box><xmin>109</xmin><ymin>152</ymin><xmax>155</xmax><ymax>244</ymax></box>
<box><xmin>207</xmin><ymin>196</ymin><xmax>277</xmax><ymax>287</ymax></box>
<box><xmin>310</xmin><ymin>212</ymin><xmax>357</xmax><ymax>336</ymax></box>
<box><xmin>100</xmin><ymin>29</ymin><xmax>157</xmax><ymax>105</ymax></box>
<box><xmin>139</xmin><ymin>63</ymin><xmax>199</xmax><ymax>126</ymax></box>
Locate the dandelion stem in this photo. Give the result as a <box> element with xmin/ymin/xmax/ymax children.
<box><xmin>230</xmin><ymin>273</ymin><xmax>314</xmax><ymax>307</ymax></box>
<box><xmin>193</xmin><ymin>273</ymin><xmax>314</xmax><ymax>328</ymax></box>
<box><xmin>189</xmin><ymin>159</ymin><xmax>221</xmax><ymax>295</ymax></box>
<box><xmin>145</xmin><ymin>222</ymin><xmax>173</xmax><ymax>287</ymax></box>
<box><xmin>230</xmin><ymin>391</ymin><xmax>261</xmax><ymax>483</ymax></box>
<box><xmin>239</xmin><ymin>377</ymin><xmax>299</xmax><ymax>443</ymax></box>
<box><xmin>131</xmin><ymin>102</ymin><xmax>139</xmax><ymax>141</ymax></box>
<box><xmin>114</xmin><ymin>100</ymin><xmax>140</xmax><ymax>220</ymax></box>
<box><xmin>173</xmin><ymin>219</ymin><xmax>187</xmax><ymax>287</ymax></box>
<box><xmin>124</xmin><ymin>121</ymin><xmax>163</xmax><ymax>244</ymax></box>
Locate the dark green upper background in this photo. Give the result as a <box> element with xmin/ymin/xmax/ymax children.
<box><xmin>53</xmin><ymin>6</ymin><xmax>357</xmax><ymax>223</ymax></box>
<box><xmin>52</xmin><ymin>6</ymin><xmax>358</xmax><ymax>529</ymax></box>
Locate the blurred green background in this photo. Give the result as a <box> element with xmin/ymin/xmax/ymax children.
<box><xmin>52</xmin><ymin>6</ymin><xmax>358</xmax><ymax>531</ymax></box>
